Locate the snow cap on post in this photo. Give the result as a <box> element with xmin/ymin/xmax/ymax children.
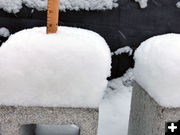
<box><xmin>134</xmin><ymin>34</ymin><xmax>180</xmax><ymax>108</ymax></box>
<box><xmin>0</xmin><ymin>26</ymin><xmax>111</xmax><ymax>108</ymax></box>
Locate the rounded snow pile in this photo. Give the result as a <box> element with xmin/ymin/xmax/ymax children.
<box><xmin>134</xmin><ymin>34</ymin><xmax>180</xmax><ymax>108</ymax></box>
<box><xmin>0</xmin><ymin>26</ymin><xmax>111</xmax><ymax>108</ymax></box>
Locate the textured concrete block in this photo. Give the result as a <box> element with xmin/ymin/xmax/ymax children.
<box><xmin>0</xmin><ymin>106</ymin><xmax>99</xmax><ymax>135</ymax></box>
<box><xmin>128</xmin><ymin>82</ymin><xmax>180</xmax><ymax>135</ymax></box>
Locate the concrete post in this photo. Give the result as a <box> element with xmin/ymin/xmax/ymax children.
<box><xmin>0</xmin><ymin>106</ymin><xmax>99</xmax><ymax>135</ymax></box>
<box><xmin>128</xmin><ymin>82</ymin><xmax>180</xmax><ymax>135</ymax></box>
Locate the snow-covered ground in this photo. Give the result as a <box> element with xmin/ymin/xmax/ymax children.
<box><xmin>99</xmin><ymin>68</ymin><xmax>133</xmax><ymax>135</ymax></box>
<box><xmin>0</xmin><ymin>0</ymin><xmax>118</xmax><ymax>14</ymax></box>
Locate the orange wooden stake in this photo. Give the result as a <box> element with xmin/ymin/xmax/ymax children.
<box><xmin>47</xmin><ymin>0</ymin><xmax>60</xmax><ymax>34</ymax></box>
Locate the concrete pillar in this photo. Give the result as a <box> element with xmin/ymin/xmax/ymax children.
<box><xmin>128</xmin><ymin>82</ymin><xmax>180</xmax><ymax>135</ymax></box>
<box><xmin>0</xmin><ymin>106</ymin><xmax>99</xmax><ymax>135</ymax></box>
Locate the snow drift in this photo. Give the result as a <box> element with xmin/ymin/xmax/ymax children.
<box><xmin>0</xmin><ymin>26</ymin><xmax>111</xmax><ymax>108</ymax></box>
<box><xmin>134</xmin><ymin>34</ymin><xmax>180</xmax><ymax>108</ymax></box>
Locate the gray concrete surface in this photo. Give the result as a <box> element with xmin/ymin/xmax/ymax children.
<box><xmin>0</xmin><ymin>106</ymin><xmax>99</xmax><ymax>135</ymax></box>
<box><xmin>128</xmin><ymin>82</ymin><xmax>180</xmax><ymax>135</ymax></box>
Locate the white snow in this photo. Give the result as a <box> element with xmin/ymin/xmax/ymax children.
<box><xmin>134</xmin><ymin>33</ymin><xmax>180</xmax><ymax>108</ymax></box>
<box><xmin>33</xmin><ymin>69</ymin><xmax>134</xmax><ymax>135</ymax></box>
<box><xmin>23</xmin><ymin>0</ymin><xmax>47</xmax><ymax>11</ymax></box>
<box><xmin>135</xmin><ymin>0</ymin><xmax>148</xmax><ymax>8</ymax></box>
<box><xmin>0</xmin><ymin>27</ymin><xmax>10</xmax><ymax>38</ymax></box>
<box><xmin>99</xmin><ymin>68</ymin><xmax>133</xmax><ymax>135</ymax></box>
<box><xmin>112</xmin><ymin>46</ymin><xmax>133</xmax><ymax>56</ymax></box>
<box><xmin>0</xmin><ymin>0</ymin><xmax>22</xmax><ymax>13</ymax></box>
<box><xmin>0</xmin><ymin>0</ymin><xmax>118</xmax><ymax>13</ymax></box>
<box><xmin>176</xmin><ymin>2</ymin><xmax>180</xmax><ymax>8</ymax></box>
<box><xmin>0</xmin><ymin>26</ymin><xmax>111</xmax><ymax>108</ymax></box>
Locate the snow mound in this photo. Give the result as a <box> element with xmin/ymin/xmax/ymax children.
<box><xmin>134</xmin><ymin>34</ymin><xmax>180</xmax><ymax>108</ymax></box>
<box><xmin>0</xmin><ymin>26</ymin><xmax>111</xmax><ymax>108</ymax></box>
<box><xmin>135</xmin><ymin>0</ymin><xmax>148</xmax><ymax>8</ymax></box>
<box><xmin>0</xmin><ymin>27</ymin><xmax>10</xmax><ymax>37</ymax></box>
<box><xmin>0</xmin><ymin>0</ymin><xmax>118</xmax><ymax>14</ymax></box>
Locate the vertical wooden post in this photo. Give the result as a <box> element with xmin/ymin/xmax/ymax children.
<box><xmin>46</xmin><ymin>0</ymin><xmax>60</xmax><ymax>34</ymax></box>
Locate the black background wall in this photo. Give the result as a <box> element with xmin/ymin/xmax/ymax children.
<box><xmin>0</xmin><ymin>0</ymin><xmax>180</xmax><ymax>79</ymax></box>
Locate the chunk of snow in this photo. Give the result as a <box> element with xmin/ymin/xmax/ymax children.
<box><xmin>0</xmin><ymin>0</ymin><xmax>118</xmax><ymax>14</ymax></box>
<box><xmin>0</xmin><ymin>0</ymin><xmax>22</xmax><ymax>13</ymax></box>
<box><xmin>0</xmin><ymin>27</ymin><xmax>10</xmax><ymax>38</ymax></box>
<box><xmin>23</xmin><ymin>0</ymin><xmax>47</xmax><ymax>11</ymax></box>
<box><xmin>135</xmin><ymin>0</ymin><xmax>148</xmax><ymax>8</ymax></box>
<box><xmin>134</xmin><ymin>34</ymin><xmax>180</xmax><ymax>108</ymax></box>
<box><xmin>99</xmin><ymin>68</ymin><xmax>133</xmax><ymax>135</ymax></box>
<box><xmin>112</xmin><ymin>46</ymin><xmax>133</xmax><ymax>56</ymax></box>
<box><xmin>176</xmin><ymin>2</ymin><xmax>180</xmax><ymax>8</ymax></box>
<box><xmin>0</xmin><ymin>26</ymin><xmax>111</xmax><ymax>108</ymax></box>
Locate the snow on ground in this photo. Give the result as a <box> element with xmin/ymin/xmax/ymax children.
<box><xmin>111</xmin><ymin>46</ymin><xmax>133</xmax><ymax>56</ymax></box>
<box><xmin>99</xmin><ymin>68</ymin><xmax>134</xmax><ymax>135</ymax></box>
<box><xmin>0</xmin><ymin>27</ymin><xmax>10</xmax><ymax>38</ymax></box>
<box><xmin>135</xmin><ymin>0</ymin><xmax>148</xmax><ymax>8</ymax></box>
<box><xmin>0</xmin><ymin>0</ymin><xmax>118</xmax><ymax>14</ymax></box>
<box><xmin>0</xmin><ymin>26</ymin><xmax>111</xmax><ymax>108</ymax></box>
<box><xmin>134</xmin><ymin>34</ymin><xmax>180</xmax><ymax>108</ymax></box>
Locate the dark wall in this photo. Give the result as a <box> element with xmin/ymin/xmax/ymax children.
<box><xmin>0</xmin><ymin>0</ymin><xmax>180</xmax><ymax>79</ymax></box>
